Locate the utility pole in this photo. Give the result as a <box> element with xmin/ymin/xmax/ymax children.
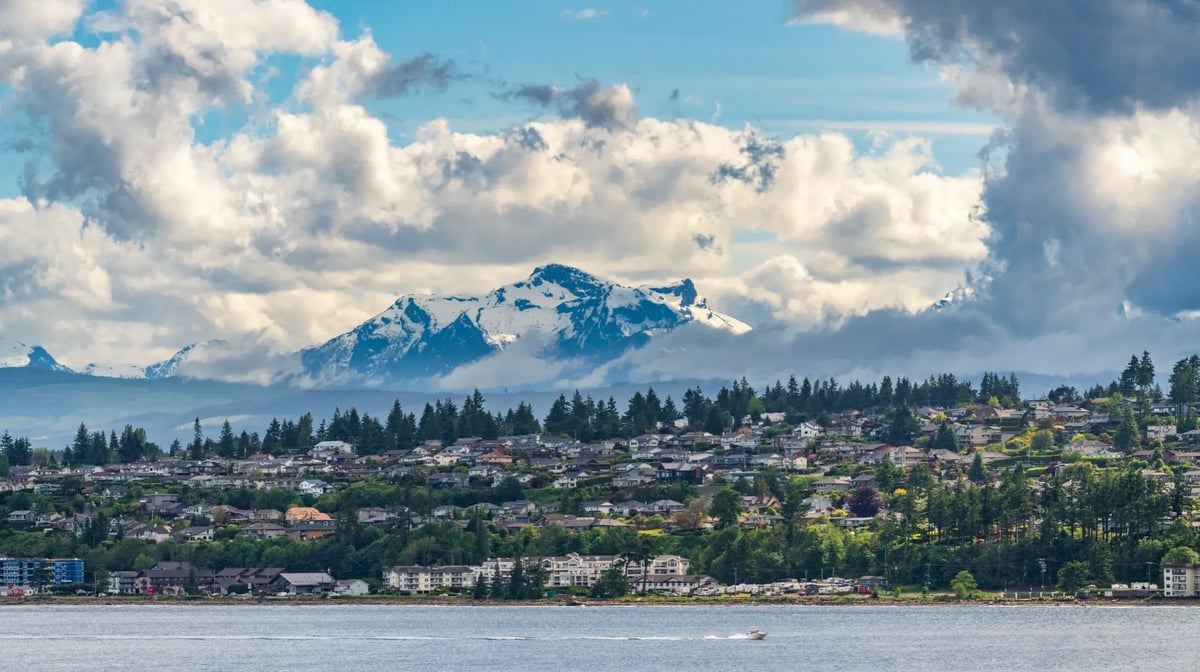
<box><xmin>1038</xmin><ymin>558</ymin><xmax>1047</xmax><ymax>589</ymax></box>
<box><xmin>1146</xmin><ymin>561</ymin><xmax>1154</xmax><ymax>586</ymax></box>
<box><xmin>925</xmin><ymin>562</ymin><xmax>931</xmax><ymax>589</ymax></box>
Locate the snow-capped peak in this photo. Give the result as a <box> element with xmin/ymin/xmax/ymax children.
<box><xmin>300</xmin><ymin>264</ymin><xmax>751</xmax><ymax>382</ymax></box>
<box><xmin>145</xmin><ymin>340</ymin><xmax>231</xmax><ymax>379</ymax></box>
<box><xmin>0</xmin><ymin>336</ymin><xmax>72</xmax><ymax>372</ymax></box>
<box><xmin>82</xmin><ymin>362</ymin><xmax>152</xmax><ymax>379</ymax></box>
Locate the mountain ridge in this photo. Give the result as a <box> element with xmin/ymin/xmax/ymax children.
<box><xmin>1</xmin><ymin>264</ymin><xmax>750</xmax><ymax>386</ymax></box>
<box><xmin>299</xmin><ymin>263</ymin><xmax>750</xmax><ymax>383</ymax></box>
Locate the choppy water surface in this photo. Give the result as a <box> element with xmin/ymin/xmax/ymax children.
<box><xmin>4</xmin><ymin>603</ymin><xmax>1199</xmax><ymax>672</ymax></box>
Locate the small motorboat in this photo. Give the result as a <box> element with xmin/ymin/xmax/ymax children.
<box><xmin>746</xmin><ymin>629</ymin><xmax>767</xmax><ymax>640</ymax></box>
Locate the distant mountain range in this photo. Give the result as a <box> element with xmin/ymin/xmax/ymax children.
<box><xmin>0</xmin><ymin>265</ymin><xmax>750</xmax><ymax>387</ymax></box>
<box><xmin>0</xmin><ymin>337</ymin><xmax>73</xmax><ymax>373</ymax></box>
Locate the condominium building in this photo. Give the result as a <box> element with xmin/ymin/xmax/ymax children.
<box><xmin>383</xmin><ymin>565</ymin><xmax>478</xmax><ymax>593</ymax></box>
<box><xmin>0</xmin><ymin>557</ymin><xmax>85</xmax><ymax>586</ymax></box>
<box><xmin>385</xmin><ymin>553</ymin><xmax>697</xmax><ymax>594</ymax></box>
<box><xmin>1164</xmin><ymin>564</ymin><xmax>1198</xmax><ymax>597</ymax></box>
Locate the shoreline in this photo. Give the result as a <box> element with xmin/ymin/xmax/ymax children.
<box><xmin>1</xmin><ymin>595</ymin><xmax>1193</xmax><ymax>608</ymax></box>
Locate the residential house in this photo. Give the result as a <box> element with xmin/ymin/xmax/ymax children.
<box><xmin>287</xmin><ymin>519</ymin><xmax>338</xmax><ymax>542</ymax></box>
<box><xmin>928</xmin><ymin>449</ymin><xmax>968</xmax><ymax>466</ymax></box>
<box><xmin>177</xmin><ymin>526</ymin><xmax>214</xmax><ymax>543</ymax></box>
<box><xmin>583</xmin><ymin>501</ymin><xmax>614</xmax><ymax>516</ymax></box>
<box><xmin>794</xmin><ymin>422</ymin><xmax>823</xmax><ymax>440</ymax></box>
<box><xmin>138</xmin><ymin>562</ymin><xmax>215</xmax><ymax>595</ymax></box>
<box><xmin>954</xmin><ymin>424</ymin><xmax>991</xmax><ymax>448</ymax></box>
<box><xmin>100</xmin><ymin>485</ymin><xmax>130</xmax><ymax>499</ymax></box>
<box><xmin>1145</xmin><ymin>425</ymin><xmax>1176</xmax><ymax>443</ymax></box>
<box><xmin>107</xmin><ymin>571</ymin><xmax>139</xmax><ymax>595</ymax></box>
<box><xmin>861</xmin><ymin>446</ymin><xmax>923</xmax><ymax>467</ymax></box>
<box><xmin>7</xmin><ymin>510</ymin><xmax>33</xmax><ymax>524</ymax></box>
<box><xmin>655</xmin><ymin>463</ymin><xmax>709</xmax><ymax>485</ymax></box>
<box><xmin>802</xmin><ymin>495</ymin><xmax>834</xmax><ymax>513</ymax></box>
<box><xmin>851</xmin><ymin>473</ymin><xmax>876</xmax><ymax>489</ymax></box>
<box><xmin>552</xmin><ymin>473</ymin><xmax>584</xmax><ymax>489</ymax></box>
<box><xmin>626</xmin><ymin>554</ymin><xmax>692</xmax><ymax>580</ymax></box>
<box><xmin>647</xmin><ymin>500</ymin><xmax>686</xmax><ymax>515</ymax></box>
<box><xmin>274</xmin><ymin>572</ymin><xmax>334</xmax><ymax>596</ymax></box>
<box><xmin>240</xmin><ymin>522</ymin><xmax>288</xmax><ymax>539</ymax></box>
<box><xmin>609</xmin><ymin>501</ymin><xmax>648</xmax><ymax>517</ymax></box>
<box><xmin>334</xmin><ymin>579</ymin><xmax>370</xmax><ymax>596</ymax></box>
<box><xmin>785</xmin><ymin>453</ymin><xmax>809</xmax><ymax>471</ymax></box>
<box><xmin>431</xmin><ymin>473</ymin><xmax>470</xmax><ymax>489</ymax></box>
<box><xmin>613</xmin><ymin>466</ymin><xmax>656</xmax><ymax>488</ymax></box>
<box><xmin>285</xmin><ymin>507</ymin><xmax>331</xmax><ymax>523</ymax></box>
<box><xmin>310</xmin><ymin>441</ymin><xmax>355</xmax><ymax>460</ymax></box>
<box><xmin>214</xmin><ymin>567</ymin><xmax>285</xmax><ymax>595</ymax></box>
<box><xmin>1066</xmin><ymin>439</ymin><xmax>1120</xmax><ymax>458</ymax></box>
<box><xmin>813</xmin><ymin>477</ymin><xmax>852</xmax><ymax>493</ymax></box>
<box><xmin>298</xmin><ymin>479</ymin><xmax>331</xmax><ymax>497</ymax></box>
<box><xmin>131</xmin><ymin>524</ymin><xmax>173</xmax><ymax>543</ymax></box>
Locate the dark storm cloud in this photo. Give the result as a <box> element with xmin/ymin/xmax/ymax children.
<box><xmin>791</xmin><ymin>0</ymin><xmax>1200</xmax><ymax>336</ymax></box>
<box><xmin>796</xmin><ymin>0</ymin><xmax>1200</xmax><ymax>115</ymax></box>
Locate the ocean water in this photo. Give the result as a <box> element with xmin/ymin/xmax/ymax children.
<box><xmin>3</xmin><ymin>603</ymin><xmax>1199</xmax><ymax>672</ymax></box>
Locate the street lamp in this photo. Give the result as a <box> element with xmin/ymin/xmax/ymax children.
<box><xmin>1038</xmin><ymin>559</ymin><xmax>1047</xmax><ymax>590</ymax></box>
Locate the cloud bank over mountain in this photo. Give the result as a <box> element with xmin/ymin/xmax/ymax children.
<box><xmin>3</xmin><ymin>0</ymin><xmax>1197</xmax><ymax>389</ymax></box>
<box><xmin>0</xmin><ymin>0</ymin><xmax>985</xmax><ymax>382</ymax></box>
<box><xmin>688</xmin><ymin>0</ymin><xmax>1200</xmax><ymax>384</ymax></box>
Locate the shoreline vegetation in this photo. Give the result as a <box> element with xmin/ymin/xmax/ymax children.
<box><xmin>1</xmin><ymin>592</ymin><xmax>1192</xmax><ymax>608</ymax></box>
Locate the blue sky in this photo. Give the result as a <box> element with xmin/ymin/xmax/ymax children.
<box><xmin>0</xmin><ymin>0</ymin><xmax>992</xmax><ymax>199</ymax></box>
<box><xmin>322</xmin><ymin>0</ymin><xmax>993</xmax><ymax>165</ymax></box>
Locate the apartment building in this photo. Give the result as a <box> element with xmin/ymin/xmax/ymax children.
<box><xmin>1164</xmin><ymin>564</ymin><xmax>1198</xmax><ymax>597</ymax></box>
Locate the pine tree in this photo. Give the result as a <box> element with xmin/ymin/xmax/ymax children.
<box><xmin>218</xmin><ymin>420</ymin><xmax>236</xmax><ymax>458</ymax></box>
<box><xmin>489</xmin><ymin>565</ymin><xmax>506</xmax><ymax>599</ymax></box>
<box><xmin>934</xmin><ymin>422</ymin><xmax>960</xmax><ymax>452</ymax></box>
<box><xmin>968</xmin><ymin>452</ymin><xmax>988</xmax><ymax>484</ymax></box>
<box><xmin>1114</xmin><ymin>405</ymin><xmax>1139</xmax><ymax>453</ymax></box>
<box><xmin>190</xmin><ymin>418</ymin><xmax>205</xmax><ymax>460</ymax></box>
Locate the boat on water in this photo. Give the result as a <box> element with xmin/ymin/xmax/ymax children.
<box><xmin>746</xmin><ymin>629</ymin><xmax>767</xmax><ymax>640</ymax></box>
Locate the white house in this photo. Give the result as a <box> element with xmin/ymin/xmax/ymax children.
<box><xmin>311</xmin><ymin>441</ymin><xmax>355</xmax><ymax>459</ymax></box>
<box><xmin>298</xmin><ymin>479</ymin><xmax>330</xmax><ymax>497</ymax></box>
<box><xmin>794</xmin><ymin>422</ymin><xmax>823</xmax><ymax>440</ymax></box>
<box><xmin>334</xmin><ymin>579</ymin><xmax>370</xmax><ymax>596</ymax></box>
<box><xmin>554</xmin><ymin>472</ymin><xmax>583</xmax><ymax>487</ymax></box>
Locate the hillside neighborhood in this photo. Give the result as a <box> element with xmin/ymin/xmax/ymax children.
<box><xmin>5</xmin><ymin>358</ymin><xmax>1200</xmax><ymax>599</ymax></box>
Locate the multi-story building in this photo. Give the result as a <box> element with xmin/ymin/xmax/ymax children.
<box><xmin>0</xmin><ymin>557</ymin><xmax>84</xmax><ymax>587</ymax></box>
<box><xmin>385</xmin><ymin>554</ymin><xmax>697</xmax><ymax>594</ymax></box>
<box><xmin>626</xmin><ymin>554</ymin><xmax>691</xmax><ymax>580</ymax></box>
<box><xmin>383</xmin><ymin>565</ymin><xmax>478</xmax><ymax>593</ymax></box>
<box><xmin>1164</xmin><ymin>564</ymin><xmax>1198</xmax><ymax>597</ymax></box>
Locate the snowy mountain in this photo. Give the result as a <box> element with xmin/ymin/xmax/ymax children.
<box><xmin>0</xmin><ymin>336</ymin><xmax>72</xmax><ymax>372</ymax></box>
<box><xmin>300</xmin><ymin>264</ymin><xmax>750</xmax><ymax>383</ymax></box>
<box><xmin>144</xmin><ymin>340</ymin><xmax>231</xmax><ymax>379</ymax></box>
<box><xmin>81</xmin><ymin>362</ymin><xmax>151</xmax><ymax>379</ymax></box>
